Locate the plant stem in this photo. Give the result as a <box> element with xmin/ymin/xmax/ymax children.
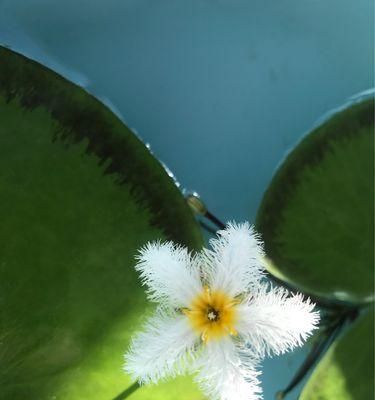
<box><xmin>275</xmin><ymin>312</ymin><xmax>350</xmax><ymax>399</ymax></box>
<box><xmin>205</xmin><ymin>210</ymin><xmax>225</xmax><ymax>230</ymax></box>
<box><xmin>112</xmin><ymin>382</ymin><xmax>140</xmax><ymax>400</ymax></box>
<box><xmin>185</xmin><ymin>193</ymin><xmax>225</xmax><ymax>230</ymax></box>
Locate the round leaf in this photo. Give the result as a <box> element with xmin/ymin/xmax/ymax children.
<box><xmin>0</xmin><ymin>46</ymin><xmax>203</xmax><ymax>399</ymax></box>
<box><xmin>300</xmin><ymin>309</ymin><xmax>374</xmax><ymax>400</ymax></box>
<box><xmin>256</xmin><ymin>99</ymin><xmax>374</xmax><ymax>304</ymax></box>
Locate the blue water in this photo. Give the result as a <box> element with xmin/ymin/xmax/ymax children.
<box><xmin>1</xmin><ymin>0</ymin><xmax>373</xmax><ymax>398</ymax></box>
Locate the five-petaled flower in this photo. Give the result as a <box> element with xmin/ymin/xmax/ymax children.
<box><xmin>124</xmin><ymin>222</ymin><xmax>319</xmax><ymax>400</ymax></box>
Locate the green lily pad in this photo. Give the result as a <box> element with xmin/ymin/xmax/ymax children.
<box><xmin>256</xmin><ymin>99</ymin><xmax>374</xmax><ymax>304</ymax></box>
<box><xmin>0</xmin><ymin>47</ymin><xmax>203</xmax><ymax>400</ymax></box>
<box><xmin>300</xmin><ymin>308</ymin><xmax>374</xmax><ymax>400</ymax></box>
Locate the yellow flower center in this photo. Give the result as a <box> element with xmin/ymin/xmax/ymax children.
<box><xmin>183</xmin><ymin>287</ymin><xmax>238</xmax><ymax>343</ymax></box>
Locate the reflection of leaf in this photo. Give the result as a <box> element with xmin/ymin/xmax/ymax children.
<box><xmin>0</xmin><ymin>47</ymin><xmax>203</xmax><ymax>400</ymax></box>
<box><xmin>256</xmin><ymin>99</ymin><xmax>374</xmax><ymax>304</ymax></box>
<box><xmin>300</xmin><ymin>309</ymin><xmax>374</xmax><ymax>400</ymax></box>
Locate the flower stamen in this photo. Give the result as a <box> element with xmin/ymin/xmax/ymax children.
<box><xmin>184</xmin><ymin>288</ymin><xmax>238</xmax><ymax>342</ymax></box>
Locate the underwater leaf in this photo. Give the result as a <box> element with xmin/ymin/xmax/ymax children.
<box><xmin>0</xmin><ymin>46</ymin><xmax>204</xmax><ymax>400</ymax></box>
<box><xmin>256</xmin><ymin>98</ymin><xmax>374</xmax><ymax>305</ymax></box>
<box><xmin>300</xmin><ymin>309</ymin><xmax>374</xmax><ymax>400</ymax></box>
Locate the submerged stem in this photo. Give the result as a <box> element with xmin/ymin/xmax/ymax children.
<box><xmin>112</xmin><ymin>382</ymin><xmax>140</xmax><ymax>400</ymax></box>
<box><xmin>205</xmin><ymin>210</ymin><xmax>226</xmax><ymax>230</ymax></box>
<box><xmin>275</xmin><ymin>312</ymin><xmax>350</xmax><ymax>399</ymax></box>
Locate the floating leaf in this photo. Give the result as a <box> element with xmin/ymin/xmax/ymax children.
<box><xmin>0</xmin><ymin>47</ymin><xmax>203</xmax><ymax>399</ymax></box>
<box><xmin>300</xmin><ymin>309</ymin><xmax>374</xmax><ymax>400</ymax></box>
<box><xmin>256</xmin><ymin>99</ymin><xmax>374</xmax><ymax>304</ymax></box>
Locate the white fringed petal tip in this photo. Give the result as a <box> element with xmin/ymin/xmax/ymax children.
<box><xmin>124</xmin><ymin>222</ymin><xmax>320</xmax><ymax>400</ymax></box>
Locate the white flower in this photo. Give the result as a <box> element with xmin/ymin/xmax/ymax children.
<box><xmin>124</xmin><ymin>222</ymin><xmax>320</xmax><ymax>400</ymax></box>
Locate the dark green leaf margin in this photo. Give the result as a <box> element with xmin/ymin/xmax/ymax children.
<box><xmin>0</xmin><ymin>46</ymin><xmax>204</xmax><ymax>400</ymax></box>
<box><xmin>256</xmin><ymin>98</ymin><xmax>374</xmax><ymax>305</ymax></box>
